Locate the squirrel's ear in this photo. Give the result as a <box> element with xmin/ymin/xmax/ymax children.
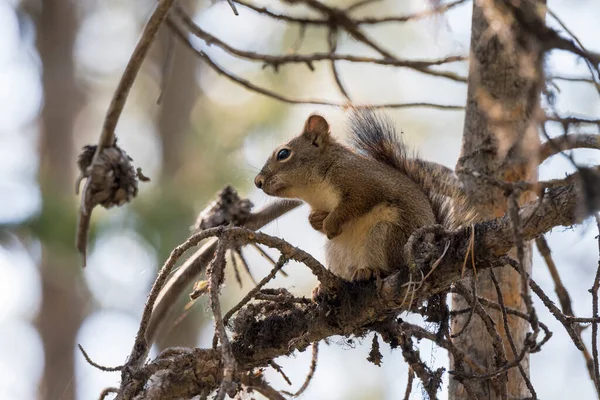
<box><xmin>303</xmin><ymin>114</ymin><xmax>330</xmax><ymax>147</ymax></box>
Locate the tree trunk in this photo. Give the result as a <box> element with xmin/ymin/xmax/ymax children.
<box><xmin>451</xmin><ymin>1</ymin><xmax>545</xmax><ymax>398</ymax></box>
<box><xmin>36</xmin><ymin>1</ymin><xmax>85</xmax><ymax>399</ymax></box>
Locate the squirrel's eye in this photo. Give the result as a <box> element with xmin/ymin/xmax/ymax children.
<box><xmin>276</xmin><ymin>148</ymin><xmax>291</xmax><ymax>161</ymax></box>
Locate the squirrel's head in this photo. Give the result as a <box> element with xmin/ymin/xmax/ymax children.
<box><xmin>254</xmin><ymin>114</ymin><xmax>334</xmax><ymax>198</ymax></box>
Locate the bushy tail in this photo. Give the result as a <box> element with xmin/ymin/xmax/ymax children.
<box><xmin>347</xmin><ymin>107</ymin><xmax>476</xmax><ymax>229</ymax></box>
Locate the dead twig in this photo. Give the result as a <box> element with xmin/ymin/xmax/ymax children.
<box><xmin>327</xmin><ymin>26</ymin><xmax>351</xmax><ymax>100</ymax></box>
<box><xmin>591</xmin><ymin>215</ymin><xmax>600</xmax><ymax>396</ymax></box>
<box><xmin>251</xmin><ymin>243</ymin><xmax>288</xmax><ymax>277</ymax></box>
<box><xmin>403</xmin><ymin>368</ymin><xmax>414</xmax><ymax>400</ymax></box>
<box><xmin>78</xmin><ymin>344</ymin><xmax>123</xmax><ymax>372</ymax></box>
<box><xmin>282</xmin><ymin>342</ymin><xmax>319</xmax><ymax>397</ymax></box>
<box><xmin>242</xmin><ymin>374</ymin><xmax>287</xmax><ymax>400</ymax></box>
<box><xmin>453</xmin><ymin>282</ymin><xmax>508</xmax><ymax>398</ymax></box>
<box><xmin>223</xmin><ymin>255</ymin><xmax>289</xmax><ymax>325</ymax></box>
<box><xmin>269</xmin><ymin>360</ymin><xmax>292</xmax><ymax>386</ymax></box>
<box><xmin>99</xmin><ymin>388</ymin><xmax>119</xmax><ymax>400</ymax></box>
<box><xmin>208</xmin><ymin>241</ymin><xmax>236</xmax><ymax>399</ymax></box>
<box><xmin>507</xmin><ymin>193</ymin><xmax>539</xmax><ymax>339</ymax></box>
<box><xmin>503</xmin><ymin>257</ymin><xmax>585</xmax><ymax>351</ymax></box>
<box><xmin>76</xmin><ymin>0</ymin><xmax>175</xmax><ymax>265</ymax></box>
<box><xmin>540</xmin><ymin>134</ymin><xmax>600</xmax><ymax>163</ymax></box>
<box><xmin>490</xmin><ymin>270</ymin><xmax>537</xmax><ymax>399</ymax></box>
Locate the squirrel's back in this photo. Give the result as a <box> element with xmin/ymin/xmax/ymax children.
<box><xmin>347</xmin><ymin>107</ymin><xmax>473</xmax><ymax>230</ymax></box>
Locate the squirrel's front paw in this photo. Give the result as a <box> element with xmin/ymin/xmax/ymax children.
<box><xmin>323</xmin><ymin>216</ymin><xmax>342</xmax><ymax>239</ymax></box>
<box><xmin>308</xmin><ymin>210</ymin><xmax>329</xmax><ymax>232</ymax></box>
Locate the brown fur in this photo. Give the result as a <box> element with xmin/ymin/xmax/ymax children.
<box><xmin>255</xmin><ymin>113</ymin><xmax>437</xmax><ymax>281</ymax></box>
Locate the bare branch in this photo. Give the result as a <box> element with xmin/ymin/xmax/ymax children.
<box><xmin>223</xmin><ymin>255</ymin><xmax>288</xmax><ymax>325</ymax></box>
<box><xmin>168</xmin><ymin>17</ymin><xmax>465</xmax><ymax>109</ymax></box>
<box><xmin>147</xmin><ymin>199</ymin><xmax>301</xmax><ymax>346</ymax></box>
<box><xmin>591</xmin><ymin>216</ymin><xmax>600</xmax><ymax>395</ymax></box>
<box><xmin>171</xmin><ymin>5</ymin><xmax>467</xmax><ymax>83</ymax></box>
<box><xmin>208</xmin><ymin>241</ymin><xmax>237</xmax><ymax>400</ymax></box>
<box><xmin>490</xmin><ymin>270</ymin><xmax>537</xmax><ymax>398</ymax></box>
<box><xmin>540</xmin><ymin>134</ymin><xmax>600</xmax><ymax>163</ymax></box>
<box><xmin>282</xmin><ymin>342</ymin><xmax>319</xmax><ymax>397</ymax></box>
<box><xmin>78</xmin><ymin>344</ymin><xmax>123</xmax><ymax>372</ymax></box>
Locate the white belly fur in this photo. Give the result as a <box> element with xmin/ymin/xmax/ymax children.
<box><xmin>325</xmin><ymin>204</ymin><xmax>399</xmax><ymax>280</ymax></box>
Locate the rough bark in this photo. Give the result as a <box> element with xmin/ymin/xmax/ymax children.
<box><xmin>35</xmin><ymin>1</ymin><xmax>85</xmax><ymax>399</ymax></box>
<box><xmin>452</xmin><ymin>1</ymin><xmax>545</xmax><ymax>398</ymax></box>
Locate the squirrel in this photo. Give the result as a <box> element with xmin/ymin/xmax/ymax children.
<box><xmin>254</xmin><ymin>107</ymin><xmax>472</xmax><ymax>282</ymax></box>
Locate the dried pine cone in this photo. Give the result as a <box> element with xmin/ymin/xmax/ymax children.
<box><xmin>77</xmin><ymin>144</ymin><xmax>139</xmax><ymax>209</ymax></box>
<box><xmin>193</xmin><ymin>185</ymin><xmax>253</xmax><ymax>230</ymax></box>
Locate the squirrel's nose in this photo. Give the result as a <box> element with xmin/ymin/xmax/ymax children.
<box><xmin>254</xmin><ymin>175</ymin><xmax>264</xmax><ymax>189</ymax></box>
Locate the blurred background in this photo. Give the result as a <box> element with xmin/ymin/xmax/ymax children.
<box><xmin>0</xmin><ymin>0</ymin><xmax>599</xmax><ymax>399</ymax></box>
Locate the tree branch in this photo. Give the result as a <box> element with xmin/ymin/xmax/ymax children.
<box><xmin>116</xmin><ymin>171</ymin><xmax>594</xmax><ymax>398</ymax></box>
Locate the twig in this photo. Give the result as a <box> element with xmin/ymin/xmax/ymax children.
<box><xmin>539</xmin><ymin>134</ymin><xmax>600</xmax><ymax>163</ymax></box>
<box><xmin>546</xmin><ymin>6</ymin><xmax>600</xmax><ymax>96</ymax></box>
<box><xmin>251</xmin><ymin>243</ymin><xmax>288</xmax><ymax>277</ymax></box>
<box><xmin>282</xmin><ymin>342</ymin><xmax>319</xmax><ymax>397</ymax></box>
<box><xmin>451</xmin><ymin>278</ymin><xmax>477</xmax><ymax>339</ymax></box>
<box><xmin>77</xmin><ymin>0</ymin><xmax>176</xmax><ymax>266</ymax></box>
<box><xmin>422</xmin><ymin>241</ymin><xmax>451</xmax><ymax>283</ymax></box>
<box><xmin>126</xmin><ymin>227</ymin><xmax>233</xmax><ymax>370</ymax></box>
<box><xmin>234</xmin><ymin>248</ymin><xmax>257</xmax><ymax>284</ymax></box>
<box><xmin>346</xmin><ymin>0</ymin><xmax>381</xmax><ymax>12</ymax></box>
<box><xmin>358</xmin><ymin>0</ymin><xmax>468</xmax><ymax>24</ymax></box>
<box><xmin>327</xmin><ymin>27</ymin><xmax>351</xmax><ymax>100</ymax></box>
<box><xmin>208</xmin><ymin>241</ymin><xmax>236</xmax><ymax>399</ymax></box>
<box><xmin>230</xmin><ymin>249</ymin><xmax>243</xmax><ymax>288</ymax></box>
<box><xmin>269</xmin><ymin>360</ymin><xmax>293</xmax><ymax>386</ymax></box>
<box><xmin>453</xmin><ymin>282</ymin><xmax>508</xmax><ymax>398</ymax></box>
<box><xmin>99</xmin><ymin>387</ymin><xmax>119</xmax><ymax>400</ymax></box>
<box><xmin>225</xmin><ymin>0</ymin><xmax>239</xmax><ymax>16</ymax></box>
<box><xmin>536</xmin><ymin>236</ymin><xmax>599</xmax><ymax>396</ymax></box>
<box><xmin>592</xmin><ymin>215</ymin><xmax>600</xmax><ymax>396</ymax></box>
<box><xmin>397</xmin><ymin>330</ymin><xmax>443</xmax><ymax>400</ymax></box>
<box><xmin>504</xmin><ymin>257</ymin><xmax>585</xmax><ymax>351</ymax></box>
<box><xmin>490</xmin><ymin>270</ymin><xmax>537</xmax><ymax>399</ymax></box>
<box><xmin>507</xmin><ymin>193</ymin><xmax>539</xmax><ymax>339</ymax></box>
<box><xmin>223</xmin><ymin>255</ymin><xmax>289</xmax><ymax>325</ymax></box>
<box><xmin>78</xmin><ymin>344</ymin><xmax>123</xmax><ymax>372</ymax></box>
<box><xmin>242</xmin><ymin>374</ymin><xmax>287</xmax><ymax>400</ymax></box>
<box><xmin>403</xmin><ymin>368</ymin><xmax>415</xmax><ymax>400</ymax></box>
<box><xmin>449</xmin><ymin>294</ymin><xmax>553</xmax><ymax>353</ymax></box>
<box><xmin>98</xmin><ymin>0</ymin><xmax>177</xmax><ymax>149</ymax></box>
<box><xmin>545</xmin><ymin>115</ymin><xmax>600</xmax><ymax>127</ymax></box>
<box><xmin>505</xmin><ymin>2</ymin><xmax>600</xmax><ymax>71</ymax></box>
<box><xmin>383</xmin><ymin>321</ymin><xmax>482</xmax><ymax>399</ymax></box>
<box><xmin>550</xmin><ymin>75</ymin><xmax>599</xmax><ymax>85</ymax></box>
<box><xmin>232</xmin><ymin>0</ymin><xmax>326</xmax><ymax>25</ymax></box>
